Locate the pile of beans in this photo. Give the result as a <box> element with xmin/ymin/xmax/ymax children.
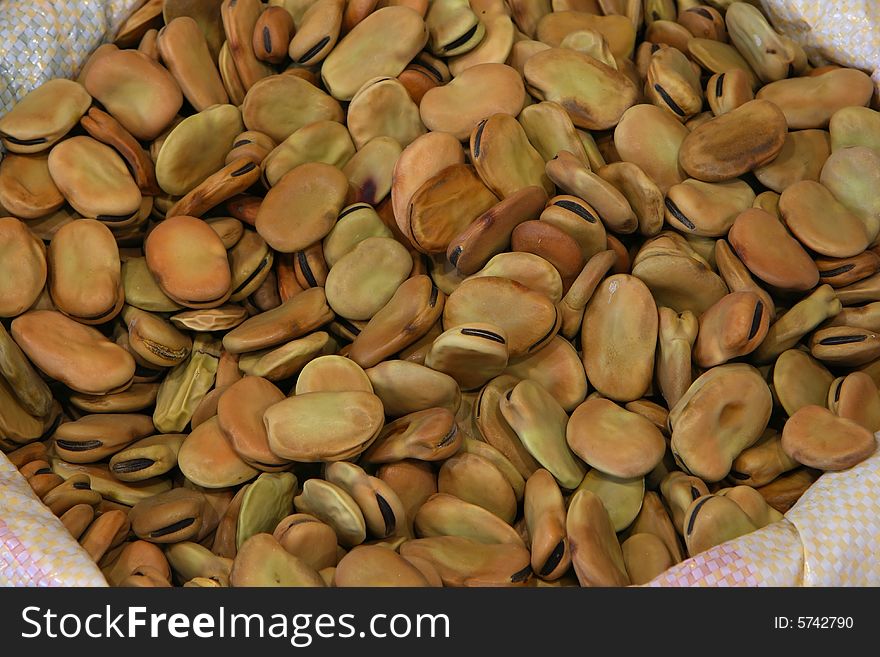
<box><xmin>1</xmin><ymin>0</ymin><xmax>878</xmax><ymax>587</ymax></box>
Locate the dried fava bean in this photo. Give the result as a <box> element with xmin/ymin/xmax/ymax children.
<box><xmin>294</xmin><ymin>478</ymin><xmax>367</xmax><ymax>548</ymax></box>
<box><xmin>0</xmin><ymin>153</ymin><xmax>65</xmax><ymax>219</ymax></box>
<box><xmin>155</xmin><ymin>104</ymin><xmax>243</xmax><ymax>197</ymax></box>
<box><xmin>779</xmin><ymin>181</ymin><xmax>869</xmax><ymax>259</ymax></box>
<box><xmin>242</xmin><ymin>74</ymin><xmax>344</xmax><ymax>145</ymax></box>
<box><xmin>646</xmin><ymin>47</ymin><xmax>702</xmax><ymax>120</ymax></box>
<box><xmin>158</xmin><ymin>17</ymin><xmax>229</xmax><ymax>111</ymax></box>
<box><xmin>525</xmin><ymin>48</ymin><xmax>638</xmax><ymax>131</ymax></box>
<box><xmin>470</xmin><ymin>252</ymin><xmax>565</xmax><ymax>305</ymax></box>
<box><xmin>11</xmin><ymin>310</ymin><xmax>135</xmax><ymax>395</ymax></box>
<box><xmin>439</xmin><ymin>452</ymin><xmax>517</xmax><ymax>523</ymax></box>
<box><xmin>400</xmin><ymin>535</ymin><xmax>532</xmax><ymax>587</ymax></box>
<box><xmin>109</xmin><ymin>433</ymin><xmax>186</xmax><ymax>482</ymax></box>
<box><xmin>349</xmin><ymin>275</ymin><xmax>445</xmax><ymax>368</ymax></box>
<box><xmin>0</xmin><ymin>217</ymin><xmax>47</xmax><ymax>318</ymax></box>
<box><xmin>470</xmin><ymin>114</ymin><xmax>553</xmax><ymax>201</ymax></box>
<box><xmin>361</xmin><ymin>407</ymin><xmax>460</xmax><ymax>463</ymax></box>
<box><xmin>772</xmin><ymin>349</ymin><xmax>835</xmax><ymax>418</ymax></box>
<box><xmin>447</xmin><ymin>186</ymin><xmax>548</xmax><ymax>276</ymax></box>
<box><xmin>216</xmin><ymin>376</ymin><xmax>291</xmax><ymax>469</ymax></box>
<box><xmin>336</xmin><ymin>545</ymin><xmax>429</xmax><ymax>587</ymax></box>
<box><xmin>235</xmin><ymin>472</ymin><xmax>298</xmax><ymax>549</ymax></box>
<box><xmin>407</xmin><ymin>164</ymin><xmax>499</xmax><ymax>254</ymax></box>
<box><xmin>265</xmin><ymin>391</ymin><xmax>385</xmax><ymax>462</ymax></box>
<box><xmin>678</xmin><ymin>100</ymin><xmax>787</xmax><ymax>182</ymax></box>
<box><xmin>48</xmin><ymin>219</ymin><xmax>123</xmax><ymax>325</ymax></box>
<box><xmin>0</xmin><ymin>324</ymin><xmax>53</xmax><ymax>419</ymax></box>
<box><xmin>576</xmin><ymin>469</ymin><xmax>644</xmax><ymax>533</ymax></box>
<box><xmin>54</xmin><ymin>414</ymin><xmax>155</xmax><ymax>464</ymax></box>
<box><xmin>831</xmin><ymin>372</ymin><xmax>880</xmax><ymax>433</ymax></box>
<box><xmin>323</xmin><ymin>204</ymin><xmax>393</xmax><ymax>267</ymax></box>
<box><xmin>444</xmin><ymin>276</ymin><xmax>559</xmax><ymax>358</ymax></box>
<box><xmin>348</xmin><ymin>78</ymin><xmax>425</xmax><ymax>150</ymax></box>
<box><xmin>48</xmin><ymin>136</ymin><xmax>142</xmax><ymax>222</ymax></box>
<box><xmin>169</xmin><ymin>306</ymin><xmax>249</xmax><ymax>333</ymax></box>
<box><xmin>129</xmin><ymin>488</ymin><xmax>214</xmax><ymax>544</ymax></box>
<box><xmin>523</xmin><ymin>469</ymin><xmax>570</xmax><ymax>581</ymax></box>
<box><xmin>287</xmin><ymin>0</ymin><xmax>342</xmax><ymax>65</ymax></box>
<box><xmin>628</xmin><ymin>490</ymin><xmax>683</xmax><ymax>564</ymax></box>
<box><xmin>596</xmin><ymin>162</ymin><xmax>664</xmax><ymax>238</ymax></box>
<box><xmin>366</xmin><ymin>360</ymin><xmax>459</xmax><ymax>417</ymax></box>
<box><xmin>392</xmin><ymin>131</ymin><xmax>465</xmax><ymax>239</ymax></box>
<box><xmin>231</xmin><ymin>533</ymin><xmax>325</xmax><ymax>587</ymax></box>
<box><xmin>80</xmin><ymin>107</ymin><xmax>160</xmax><ymax>196</ymax></box>
<box><xmin>425</xmin><ymin>323</ymin><xmax>509</xmax><ymax>390</ymax></box>
<box><xmin>220</xmin><ymin>0</ymin><xmax>274</xmax><ymax>91</ymax></box>
<box><xmin>222</xmin><ymin>287</ymin><xmax>333</xmax><ymax>354</ymax></box>
<box><xmin>426</xmin><ymin>0</ymin><xmax>483</xmax><ymax>57</ymax></box>
<box><xmin>558</xmin><ymin>27</ymin><xmax>616</xmax><ymax>68</ymax></box>
<box><xmin>724</xmin><ymin>2</ymin><xmax>792</xmax><ymax>83</ymax></box>
<box><xmin>510</xmin><ymin>221</ymin><xmax>584</xmax><ymax>289</ymax></box>
<box><xmin>0</xmin><ymin>79</ymin><xmax>92</xmax><ymax>153</ymax></box>
<box><xmin>729</xmin><ymin>430</ymin><xmax>799</xmax><ymax>488</ymax></box>
<box><xmin>581</xmin><ymin>274</ymin><xmax>657</xmax><ymax>402</ymax></box>
<box><xmin>42</xmin><ymin>474</ymin><xmax>103</xmax><ymax>516</ymax></box>
<box><xmin>664</xmin><ymin>178</ymin><xmax>754</xmax><ymax>237</ymax></box>
<box><xmin>326</xmin><ymin>462</ymin><xmax>408</xmax><ymax>539</ymax></box>
<box><xmin>237</xmin><ymin>332</ymin><xmax>335</xmax><ymax>381</ymax></box>
<box><xmin>256</xmin><ymin>162</ymin><xmax>348</xmax><ymax>254</ymax></box>
<box><xmin>782</xmin><ymin>406</ymin><xmax>876</xmax><ymax>472</ymax></box>
<box><xmin>322</xmin><ymin>6</ymin><xmax>429</xmax><ymax>101</ymax></box>
<box><xmin>752</xmin><ymin>285</ymin><xmax>841</xmax><ymax>364</ymax></box>
<box><xmin>693</xmin><ymin>291</ymin><xmax>769</xmax><ymax>368</ymax></box>
<box><xmin>655</xmin><ymin>307</ymin><xmax>698</xmax><ymax>409</ymax></box>
<box><xmin>83</xmin><ymin>48</ymin><xmax>182</xmax><ymax>141</ymax></box>
<box><xmin>415</xmin><ymin>493</ymin><xmax>524</xmax><ymax>546</ymax></box>
<box><xmin>683</xmin><ymin>494</ymin><xmax>757</xmax><ymax>558</ymax></box>
<box><xmin>420</xmin><ymin>64</ymin><xmax>525</xmax><ymax>141</ymax></box>
<box><xmin>178</xmin><ymin>416</ymin><xmax>259</xmax><ymax>489</ymax></box>
<box><xmin>706</xmin><ymin>69</ymin><xmax>754</xmax><ymax>116</ymax></box>
<box><xmin>829</xmin><ymin>106</ymin><xmax>880</xmax><ymax>153</ymax></box>
<box><xmin>753</xmin><ymin>129</ymin><xmax>830</xmax><ymax>194</ymax></box>
<box><xmin>536</xmin><ymin>11</ymin><xmax>634</xmax><ymax>60</ymax></box>
<box><xmin>226</xmin><ymin>130</ymin><xmax>276</xmax><ymax>168</ymax></box>
<box><xmin>539</xmin><ymin>195</ymin><xmax>607</xmax><ymax>266</ymax></box>
<box><xmin>325</xmin><ymin>237</ymin><xmax>413</xmax><ymax>320</ymax></box>
<box><xmin>295</xmin><ymin>355</ymin><xmax>373</xmax><ymax>395</ymax></box>
<box><xmin>756</xmin><ymin>68</ymin><xmax>874</xmax><ymax>130</ymax></box>
<box><xmin>825</xmin><ymin>302</ymin><xmax>880</xmax><ymax>331</ymax></box>
<box><xmin>716</xmin><ymin>485</ymin><xmax>783</xmax><ymax>529</ymax></box>
<box><xmin>145</xmin><ymin>216</ymin><xmax>231</xmax><ymax>309</ymax></box>
<box><xmin>500</xmin><ymin>379</ymin><xmax>585</xmax><ymax>489</ymax></box>
<box><xmin>819</xmin><ymin>146</ymin><xmax>880</xmax><ymax>244</ymax></box>
<box><xmin>566</xmin><ymin>489</ymin><xmax>629</xmax><ymax>587</ymax></box>
<box><xmin>670</xmin><ymin>363</ymin><xmax>772</xmax><ymax>482</ymax></box>
<box><xmin>274</xmin><ymin>514</ymin><xmax>339</xmax><ymax>572</ymax></box>
<box><xmin>398</xmin><ymin>51</ymin><xmax>451</xmax><ymax>104</ymax></box>
<box><xmin>153</xmin><ymin>333</ymin><xmax>221</xmax><ymax>433</ymax></box>
<box><xmin>344</xmin><ymin>136</ymin><xmax>402</xmax><ymax>206</ymax></box>
<box><xmin>567</xmin><ymin>399</ymin><xmax>665</xmax><ymax>478</ymax></box>
<box><xmin>727</xmin><ymin>208</ymin><xmax>819</xmax><ymax>293</ymax></box>
<box><xmin>809</xmin><ymin>327</ymin><xmax>880</xmax><ymax>368</ymax></box>
<box><xmin>613</xmin><ymin>104</ymin><xmax>689</xmax><ymax>194</ymax></box>
<box><xmin>164</xmin><ymin>540</ymin><xmax>233</xmax><ymax>586</ymax></box>
<box><xmin>518</xmin><ymin>100</ymin><xmax>589</xmax><ymax>165</ymax></box>
<box><xmin>505</xmin><ymin>336</ymin><xmax>587</xmax><ymax>413</ymax></box>
<box><xmin>79</xmin><ymin>510</ymin><xmax>131</xmax><ymax>562</ymax></box>
<box><xmin>621</xmin><ymin>533</ymin><xmax>674</xmax><ymax>585</ymax></box>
